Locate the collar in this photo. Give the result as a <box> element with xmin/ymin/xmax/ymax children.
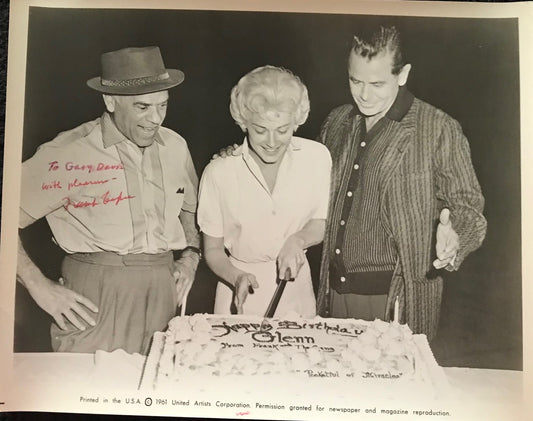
<box><xmin>100</xmin><ymin>112</ymin><xmax>165</xmax><ymax>149</ymax></box>
<box><xmin>353</xmin><ymin>86</ymin><xmax>414</xmax><ymax>123</ymax></box>
<box><xmin>386</xmin><ymin>86</ymin><xmax>414</xmax><ymax>122</ymax></box>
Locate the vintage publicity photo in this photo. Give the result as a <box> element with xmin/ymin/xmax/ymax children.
<box><xmin>1</xmin><ymin>2</ymin><xmax>527</xmax><ymax>420</ymax></box>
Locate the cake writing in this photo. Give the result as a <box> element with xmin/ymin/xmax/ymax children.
<box><xmin>211</xmin><ymin>322</ymin><xmax>267</xmax><ymax>337</ymax></box>
<box><xmin>277</xmin><ymin>320</ymin><xmax>363</xmax><ymax>338</ymax></box>
<box><xmin>252</xmin><ymin>330</ymin><xmax>314</xmax><ymax>344</ymax></box>
<box><xmin>221</xmin><ymin>342</ymin><xmax>244</xmax><ymax>349</ymax></box>
<box><xmin>304</xmin><ymin>369</ymin><xmax>340</xmax><ymax>378</ymax></box>
<box><xmin>362</xmin><ymin>371</ymin><xmax>402</xmax><ymax>379</ymax></box>
<box><xmin>211</xmin><ymin>320</ymin><xmax>363</xmax><ymax>339</ymax></box>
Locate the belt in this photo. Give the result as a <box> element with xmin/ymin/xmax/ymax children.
<box><xmin>68</xmin><ymin>251</ymin><xmax>173</xmax><ymax>267</ymax></box>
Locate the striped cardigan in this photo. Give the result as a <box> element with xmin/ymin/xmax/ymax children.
<box><xmin>316</xmin><ymin>98</ymin><xmax>487</xmax><ymax>340</ymax></box>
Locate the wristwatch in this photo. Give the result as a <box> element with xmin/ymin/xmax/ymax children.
<box><xmin>182</xmin><ymin>246</ymin><xmax>202</xmax><ymax>259</ymax></box>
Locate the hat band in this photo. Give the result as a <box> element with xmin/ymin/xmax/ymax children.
<box><xmin>101</xmin><ymin>71</ymin><xmax>170</xmax><ymax>88</ymax></box>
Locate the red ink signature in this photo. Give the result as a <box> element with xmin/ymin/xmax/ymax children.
<box><xmin>67</xmin><ymin>177</ymin><xmax>116</xmax><ymax>191</ymax></box>
<box><xmin>235</xmin><ymin>411</ymin><xmax>250</xmax><ymax>417</ymax></box>
<box><xmin>42</xmin><ymin>180</ymin><xmax>62</xmax><ymax>190</ymax></box>
<box><xmin>63</xmin><ymin>191</ymin><xmax>134</xmax><ymax>210</ymax></box>
<box><xmin>63</xmin><ymin>197</ymin><xmax>99</xmax><ymax>210</ymax></box>
<box><xmin>55</xmin><ymin>161</ymin><xmax>125</xmax><ymax>173</ymax></box>
<box><xmin>102</xmin><ymin>191</ymin><xmax>134</xmax><ymax>205</ymax></box>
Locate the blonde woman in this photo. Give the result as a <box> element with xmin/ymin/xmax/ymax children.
<box><xmin>198</xmin><ymin>66</ymin><xmax>331</xmax><ymax>317</ymax></box>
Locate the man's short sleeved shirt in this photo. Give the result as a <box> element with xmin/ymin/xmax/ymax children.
<box><xmin>20</xmin><ymin>113</ymin><xmax>198</xmax><ymax>254</ymax></box>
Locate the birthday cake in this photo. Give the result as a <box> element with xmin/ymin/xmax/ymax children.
<box><xmin>140</xmin><ymin>314</ymin><xmax>449</xmax><ymax>399</ymax></box>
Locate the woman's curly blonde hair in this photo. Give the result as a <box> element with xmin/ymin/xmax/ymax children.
<box><xmin>229</xmin><ymin>65</ymin><xmax>310</xmax><ymax>132</ymax></box>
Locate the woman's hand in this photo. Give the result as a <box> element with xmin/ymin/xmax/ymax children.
<box><xmin>234</xmin><ymin>272</ymin><xmax>259</xmax><ymax>314</ymax></box>
<box><xmin>277</xmin><ymin>235</ymin><xmax>305</xmax><ymax>281</ymax></box>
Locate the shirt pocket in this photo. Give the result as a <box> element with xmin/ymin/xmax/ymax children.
<box><xmin>168</xmin><ymin>188</ymin><xmax>185</xmax><ymax>213</ymax></box>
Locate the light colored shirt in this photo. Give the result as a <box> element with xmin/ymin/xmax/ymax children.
<box><xmin>198</xmin><ymin>136</ymin><xmax>331</xmax><ymax>263</ymax></box>
<box><xmin>20</xmin><ymin>113</ymin><xmax>198</xmax><ymax>254</ymax></box>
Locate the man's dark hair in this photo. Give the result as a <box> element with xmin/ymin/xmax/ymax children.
<box><xmin>351</xmin><ymin>26</ymin><xmax>405</xmax><ymax>75</ymax></box>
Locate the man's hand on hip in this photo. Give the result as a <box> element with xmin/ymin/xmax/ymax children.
<box><xmin>433</xmin><ymin>208</ymin><xmax>459</xmax><ymax>270</ymax></box>
<box><xmin>26</xmin><ymin>276</ymin><xmax>99</xmax><ymax>330</ymax></box>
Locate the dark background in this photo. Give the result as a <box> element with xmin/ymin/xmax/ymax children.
<box><xmin>13</xmin><ymin>7</ymin><xmax>521</xmax><ymax>373</ymax></box>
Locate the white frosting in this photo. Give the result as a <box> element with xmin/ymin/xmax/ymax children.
<box><xmin>140</xmin><ymin>314</ymin><xmax>445</xmax><ymax>395</ymax></box>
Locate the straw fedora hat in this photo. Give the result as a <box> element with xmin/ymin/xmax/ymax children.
<box><xmin>87</xmin><ymin>46</ymin><xmax>184</xmax><ymax>95</ymax></box>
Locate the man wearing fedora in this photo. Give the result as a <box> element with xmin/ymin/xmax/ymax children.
<box><xmin>16</xmin><ymin>46</ymin><xmax>201</xmax><ymax>354</ymax></box>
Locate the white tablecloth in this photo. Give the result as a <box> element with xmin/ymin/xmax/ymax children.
<box><xmin>12</xmin><ymin>352</ymin><xmax>523</xmax><ymax>395</ymax></box>
<box><xmin>8</xmin><ymin>352</ymin><xmax>525</xmax><ymax>420</ymax></box>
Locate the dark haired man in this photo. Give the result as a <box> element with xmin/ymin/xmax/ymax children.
<box><xmin>17</xmin><ymin>47</ymin><xmax>201</xmax><ymax>354</ymax></box>
<box><xmin>316</xmin><ymin>26</ymin><xmax>487</xmax><ymax>339</ymax></box>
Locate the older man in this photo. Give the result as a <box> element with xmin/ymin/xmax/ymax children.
<box><xmin>17</xmin><ymin>46</ymin><xmax>200</xmax><ymax>354</ymax></box>
<box><xmin>316</xmin><ymin>26</ymin><xmax>487</xmax><ymax>340</ymax></box>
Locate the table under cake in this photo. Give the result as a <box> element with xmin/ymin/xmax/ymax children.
<box><xmin>9</xmin><ymin>351</ymin><xmax>524</xmax><ymax>421</ymax></box>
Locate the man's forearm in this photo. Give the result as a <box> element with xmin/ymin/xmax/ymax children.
<box><xmin>178</xmin><ymin>210</ymin><xmax>201</xmax><ymax>265</ymax></box>
<box><xmin>179</xmin><ymin>210</ymin><xmax>200</xmax><ymax>248</ymax></box>
<box><xmin>17</xmin><ymin>208</ymin><xmax>48</xmax><ymax>289</ymax></box>
<box><xmin>17</xmin><ymin>234</ymin><xmax>49</xmax><ymax>291</ymax></box>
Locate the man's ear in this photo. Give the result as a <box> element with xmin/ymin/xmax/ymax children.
<box><xmin>398</xmin><ymin>63</ymin><xmax>412</xmax><ymax>87</ymax></box>
<box><xmin>102</xmin><ymin>95</ymin><xmax>115</xmax><ymax>113</ymax></box>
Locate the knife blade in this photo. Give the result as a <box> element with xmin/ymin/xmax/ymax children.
<box><xmin>264</xmin><ymin>268</ymin><xmax>293</xmax><ymax>318</ymax></box>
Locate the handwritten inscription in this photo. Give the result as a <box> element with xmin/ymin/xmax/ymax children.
<box><xmin>63</xmin><ymin>191</ymin><xmax>134</xmax><ymax>210</ymax></box>
<box><xmin>41</xmin><ymin>178</ymin><xmax>118</xmax><ymax>191</ymax></box>
<box><xmin>68</xmin><ymin>177</ymin><xmax>116</xmax><ymax>191</ymax></box>
<box><xmin>41</xmin><ymin>161</ymin><xmax>124</xmax><ymax>195</ymax></box>
<box><xmin>49</xmin><ymin>160</ymin><xmax>124</xmax><ymax>173</ymax></box>
<box><xmin>42</xmin><ymin>180</ymin><xmax>62</xmax><ymax>190</ymax></box>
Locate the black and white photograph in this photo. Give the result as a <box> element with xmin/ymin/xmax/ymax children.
<box><xmin>0</xmin><ymin>0</ymin><xmax>531</xmax><ymax>420</ymax></box>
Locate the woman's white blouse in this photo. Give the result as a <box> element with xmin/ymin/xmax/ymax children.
<box><xmin>198</xmin><ymin>136</ymin><xmax>332</xmax><ymax>263</ymax></box>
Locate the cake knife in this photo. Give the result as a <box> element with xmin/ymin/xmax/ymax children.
<box><xmin>264</xmin><ymin>267</ymin><xmax>293</xmax><ymax>318</ymax></box>
<box><xmin>257</xmin><ymin>268</ymin><xmax>293</xmax><ymax>333</ymax></box>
